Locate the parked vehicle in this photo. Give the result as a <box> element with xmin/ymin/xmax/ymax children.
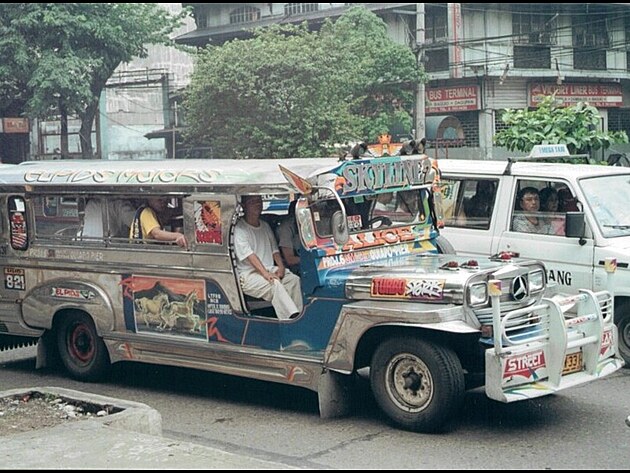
<box><xmin>438</xmin><ymin>145</ymin><xmax>630</xmax><ymax>366</ymax></box>
<box><xmin>0</xmin><ymin>154</ymin><xmax>622</xmax><ymax>432</ymax></box>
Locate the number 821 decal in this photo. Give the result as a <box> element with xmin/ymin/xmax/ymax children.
<box><xmin>4</xmin><ymin>267</ymin><xmax>26</xmax><ymax>290</ymax></box>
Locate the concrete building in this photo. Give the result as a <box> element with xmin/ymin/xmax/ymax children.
<box><xmin>175</xmin><ymin>3</ymin><xmax>630</xmax><ymax>160</ymax></box>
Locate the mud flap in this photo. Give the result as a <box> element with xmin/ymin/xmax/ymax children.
<box><xmin>317</xmin><ymin>369</ymin><xmax>353</xmax><ymax>419</ymax></box>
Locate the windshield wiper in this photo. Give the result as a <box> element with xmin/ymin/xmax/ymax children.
<box><xmin>603</xmin><ymin>224</ymin><xmax>630</xmax><ymax>229</ymax></box>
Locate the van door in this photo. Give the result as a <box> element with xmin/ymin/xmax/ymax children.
<box><xmin>494</xmin><ymin>178</ymin><xmax>594</xmax><ymax>292</ymax></box>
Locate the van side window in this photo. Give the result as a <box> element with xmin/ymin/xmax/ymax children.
<box><xmin>511</xmin><ymin>180</ymin><xmax>570</xmax><ymax>236</ymax></box>
<box><xmin>442</xmin><ymin>178</ymin><xmax>496</xmax><ymax>230</ymax></box>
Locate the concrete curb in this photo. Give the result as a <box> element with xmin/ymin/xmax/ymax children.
<box><xmin>0</xmin><ymin>386</ymin><xmax>162</xmax><ymax>436</ymax></box>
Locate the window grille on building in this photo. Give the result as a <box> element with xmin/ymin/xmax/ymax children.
<box><xmin>572</xmin><ymin>14</ymin><xmax>609</xmax><ymax>70</ymax></box>
<box><xmin>229</xmin><ymin>6</ymin><xmax>261</xmax><ymax>25</ymax></box>
<box><xmin>284</xmin><ymin>3</ymin><xmax>319</xmax><ymax>16</ymax></box>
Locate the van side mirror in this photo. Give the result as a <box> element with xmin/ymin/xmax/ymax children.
<box><xmin>331</xmin><ymin>210</ymin><xmax>349</xmax><ymax>245</ymax></box>
<box><xmin>565</xmin><ymin>211</ymin><xmax>585</xmax><ymax>241</ymax></box>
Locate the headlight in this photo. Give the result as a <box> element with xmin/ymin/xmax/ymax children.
<box><xmin>529</xmin><ymin>270</ymin><xmax>545</xmax><ymax>293</ymax></box>
<box><xmin>468</xmin><ymin>282</ymin><xmax>488</xmax><ymax>306</ymax></box>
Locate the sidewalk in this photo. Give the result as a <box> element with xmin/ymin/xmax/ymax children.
<box><xmin>0</xmin><ymin>386</ymin><xmax>296</xmax><ymax>469</ymax></box>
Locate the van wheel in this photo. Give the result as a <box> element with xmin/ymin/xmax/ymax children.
<box><xmin>56</xmin><ymin>312</ymin><xmax>110</xmax><ymax>381</ymax></box>
<box><xmin>370</xmin><ymin>337</ymin><xmax>464</xmax><ymax>433</ymax></box>
<box><xmin>615</xmin><ymin>302</ymin><xmax>630</xmax><ymax>367</ymax></box>
<box><xmin>436</xmin><ymin>235</ymin><xmax>455</xmax><ymax>254</ymax></box>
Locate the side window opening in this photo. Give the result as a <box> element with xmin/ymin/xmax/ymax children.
<box><xmin>511</xmin><ymin>180</ymin><xmax>571</xmax><ymax>236</ymax></box>
<box><xmin>442</xmin><ymin>178</ymin><xmax>497</xmax><ymax>230</ymax></box>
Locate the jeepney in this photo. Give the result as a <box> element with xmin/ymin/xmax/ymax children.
<box><xmin>0</xmin><ymin>154</ymin><xmax>622</xmax><ymax>433</ymax></box>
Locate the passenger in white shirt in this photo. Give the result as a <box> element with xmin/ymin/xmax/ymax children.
<box><xmin>81</xmin><ymin>198</ymin><xmax>136</xmax><ymax>239</ymax></box>
<box><xmin>233</xmin><ymin>195</ymin><xmax>303</xmax><ymax>320</ymax></box>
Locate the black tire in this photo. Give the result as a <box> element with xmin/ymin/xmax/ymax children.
<box><xmin>56</xmin><ymin>312</ymin><xmax>110</xmax><ymax>381</ymax></box>
<box><xmin>615</xmin><ymin>301</ymin><xmax>630</xmax><ymax>368</ymax></box>
<box><xmin>370</xmin><ymin>336</ymin><xmax>464</xmax><ymax>433</ymax></box>
<box><xmin>436</xmin><ymin>235</ymin><xmax>456</xmax><ymax>254</ymax></box>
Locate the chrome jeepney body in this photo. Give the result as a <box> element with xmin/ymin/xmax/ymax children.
<box><xmin>0</xmin><ymin>156</ymin><xmax>622</xmax><ymax>432</ymax></box>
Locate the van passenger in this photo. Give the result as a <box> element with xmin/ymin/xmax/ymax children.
<box><xmin>539</xmin><ymin>187</ymin><xmax>564</xmax><ymax>236</ymax></box>
<box><xmin>512</xmin><ymin>187</ymin><xmax>553</xmax><ymax>234</ymax></box>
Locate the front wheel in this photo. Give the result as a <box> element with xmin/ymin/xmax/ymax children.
<box><xmin>370</xmin><ymin>337</ymin><xmax>464</xmax><ymax>433</ymax></box>
<box><xmin>615</xmin><ymin>301</ymin><xmax>630</xmax><ymax>367</ymax></box>
<box><xmin>56</xmin><ymin>312</ymin><xmax>110</xmax><ymax>381</ymax></box>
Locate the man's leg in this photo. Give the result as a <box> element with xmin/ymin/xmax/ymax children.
<box><xmin>241</xmin><ymin>272</ymin><xmax>299</xmax><ymax>320</ymax></box>
<box><xmin>281</xmin><ymin>271</ymin><xmax>303</xmax><ymax>314</ymax></box>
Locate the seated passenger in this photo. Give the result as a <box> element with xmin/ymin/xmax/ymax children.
<box><xmin>129</xmin><ymin>197</ymin><xmax>187</xmax><ymax>248</ymax></box>
<box><xmin>539</xmin><ymin>187</ymin><xmax>564</xmax><ymax>236</ymax></box>
<box><xmin>464</xmin><ymin>180</ymin><xmax>495</xmax><ymax>219</ymax></box>
<box><xmin>277</xmin><ymin>200</ymin><xmax>301</xmax><ymax>275</ymax></box>
<box><xmin>512</xmin><ymin>187</ymin><xmax>553</xmax><ymax>234</ymax></box>
<box><xmin>82</xmin><ymin>198</ymin><xmax>136</xmax><ymax>239</ymax></box>
<box><xmin>234</xmin><ymin>195</ymin><xmax>303</xmax><ymax>320</ymax></box>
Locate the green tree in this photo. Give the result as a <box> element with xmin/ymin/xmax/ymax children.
<box><xmin>183</xmin><ymin>6</ymin><xmax>424</xmax><ymax>158</ymax></box>
<box><xmin>494</xmin><ymin>94</ymin><xmax>628</xmax><ymax>156</ymax></box>
<box><xmin>0</xmin><ymin>3</ymin><xmax>186</xmax><ymax>158</ymax></box>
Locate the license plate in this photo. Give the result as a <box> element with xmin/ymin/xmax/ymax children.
<box><xmin>563</xmin><ymin>352</ymin><xmax>583</xmax><ymax>375</ymax></box>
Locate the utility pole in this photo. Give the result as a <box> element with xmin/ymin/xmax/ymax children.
<box><xmin>172</xmin><ymin>101</ymin><xmax>178</xmax><ymax>159</ymax></box>
<box><xmin>415</xmin><ymin>3</ymin><xmax>426</xmax><ymax>142</ymax></box>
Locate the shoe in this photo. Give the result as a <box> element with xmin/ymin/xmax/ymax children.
<box><xmin>289</xmin><ymin>312</ymin><xmax>300</xmax><ymax>319</ymax></box>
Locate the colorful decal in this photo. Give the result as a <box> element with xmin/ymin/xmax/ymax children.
<box><xmin>279</xmin><ymin>164</ymin><xmax>313</xmax><ymax>194</ymax></box>
<box><xmin>340</xmin><ymin>157</ymin><xmax>431</xmax><ymax>195</ymax></box>
<box><xmin>503</xmin><ymin>350</ymin><xmax>546</xmax><ymax>380</ymax></box>
<box><xmin>346</xmin><ymin>214</ymin><xmax>362</xmax><ymax>232</ymax></box>
<box><xmin>9</xmin><ymin>206</ymin><xmax>27</xmax><ymax>251</ymax></box>
<box><xmin>341</xmin><ymin>226</ymin><xmax>416</xmax><ymax>252</ymax></box>
<box><xmin>600</xmin><ymin>329</ymin><xmax>613</xmax><ymax>356</ymax></box>
<box><xmin>121</xmin><ymin>275</ymin><xmax>207</xmax><ymax>339</ymax></box>
<box><xmin>50</xmin><ymin>287</ymin><xmax>95</xmax><ymax>300</ymax></box>
<box><xmin>194</xmin><ymin>200</ymin><xmax>222</xmax><ymax>244</ymax></box>
<box><xmin>371</xmin><ymin>277</ymin><xmax>445</xmax><ymax>300</ymax></box>
<box><xmin>4</xmin><ymin>267</ymin><xmax>25</xmax><ymax>291</ymax></box>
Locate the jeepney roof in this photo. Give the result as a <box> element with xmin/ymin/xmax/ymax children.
<box><xmin>0</xmin><ymin>158</ymin><xmax>342</xmax><ymax>194</ymax></box>
<box><xmin>437</xmin><ymin>158</ymin><xmax>630</xmax><ymax>181</ymax></box>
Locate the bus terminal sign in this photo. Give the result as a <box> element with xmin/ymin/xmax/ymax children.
<box><xmin>528</xmin><ymin>83</ymin><xmax>622</xmax><ymax>108</ymax></box>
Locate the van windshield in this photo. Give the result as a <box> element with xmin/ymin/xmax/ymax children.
<box><xmin>580</xmin><ymin>174</ymin><xmax>630</xmax><ymax>238</ymax></box>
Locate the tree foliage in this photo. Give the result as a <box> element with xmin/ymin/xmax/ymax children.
<box><xmin>183</xmin><ymin>6</ymin><xmax>425</xmax><ymax>158</ymax></box>
<box><xmin>494</xmin><ymin>94</ymin><xmax>628</xmax><ymax>155</ymax></box>
<box><xmin>0</xmin><ymin>3</ymin><xmax>185</xmax><ymax>158</ymax></box>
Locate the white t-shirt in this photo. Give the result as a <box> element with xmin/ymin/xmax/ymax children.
<box><xmin>233</xmin><ymin>219</ymin><xmax>279</xmax><ymax>275</ymax></box>
<box><xmin>82</xmin><ymin>199</ymin><xmax>137</xmax><ymax>238</ymax></box>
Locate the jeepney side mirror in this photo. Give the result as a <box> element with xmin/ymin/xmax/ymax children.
<box><xmin>331</xmin><ymin>210</ymin><xmax>349</xmax><ymax>245</ymax></box>
<box><xmin>565</xmin><ymin>211</ymin><xmax>586</xmax><ymax>245</ymax></box>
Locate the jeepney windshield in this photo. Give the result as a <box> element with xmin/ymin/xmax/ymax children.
<box><xmin>580</xmin><ymin>173</ymin><xmax>630</xmax><ymax>238</ymax></box>
<box><xmin>311</xmin><ymin>189</ymin><xmax>429</xmax><ymax>237</ymax></box>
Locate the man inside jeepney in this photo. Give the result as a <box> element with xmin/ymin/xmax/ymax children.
<box><xmin>234</xmin><ymin>194</ymin><xmax>303</xmax><ymax>320</ymax></box>
<box><xmin>129</xmin><ymin>196</ymin><xmax>187</xmax><ymax>248</ymax></box>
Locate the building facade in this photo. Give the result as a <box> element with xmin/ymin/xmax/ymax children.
<box><xmin>175</xmin><ymin>3</ymin><xmax>630</xmax><ymax>160</ymax></box>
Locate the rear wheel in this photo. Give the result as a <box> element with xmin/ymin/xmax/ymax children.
<box><xmin>56</xmin><ymin>312</ymin><xmax>110</xmax><ymax>381</ymax></box>
<box><xmin>615</xmin><ymin>301</ymin><xmax>630</xmax><ymax>367</ymax></box>
<box><xmin>370</xmin><ymin>337</ymin><xmax>464</xmax><ymax>433</ymax></box>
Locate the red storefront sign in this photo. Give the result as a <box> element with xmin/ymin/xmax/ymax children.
<box><xmin>2</xmin><ymin>118</ymin><xmax>30</xmax><ymax>134</ymax></box>
<box><xmin>425</xmin><ymin>86</ymin><xmax>480</xmax><ymax>113</ymax></box>
<box><xmin>528</xmin><ymin>83</ymin><xmax>623</xmax><ymax>108</ymax></box>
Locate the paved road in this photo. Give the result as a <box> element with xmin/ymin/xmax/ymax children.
<box><xmin>2</xmin><ymin>346</ymin><xmax>630</xmax><ymax>469</ymax></box>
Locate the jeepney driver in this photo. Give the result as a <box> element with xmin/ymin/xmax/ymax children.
<box><xmin>234</xmin><ymin>195</ymin><xmax>303</xmax><ymax>320</ymax></box>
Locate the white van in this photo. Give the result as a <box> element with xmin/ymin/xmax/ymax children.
<box><xmin>437</xmin><ymin>151</ymin><xmax>630</xmax><ymax>365</ymax></box>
